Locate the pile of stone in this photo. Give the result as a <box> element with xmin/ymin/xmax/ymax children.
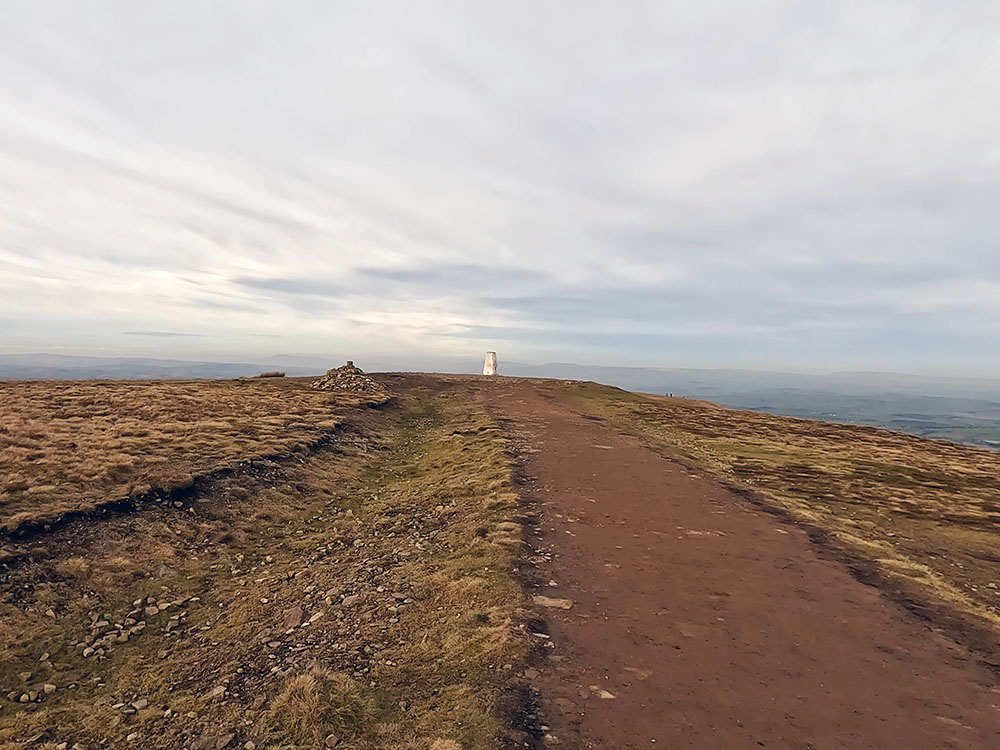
<box><xmin>310</xmin><ymin>361</ymin><xmax>386</xmax><ymax>394</ymax></box>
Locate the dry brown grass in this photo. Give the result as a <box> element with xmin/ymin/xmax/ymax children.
<box><xmin>555</xmin><ymin>382</ymin><xmax>1000</xmax><ymax>647</ymax></box>
<box><xmin>269</xmin><ymin>668</ymin><xmax>371</xmax><ymax>745</ymax></box>
<box><xmin>0</xmin><ymin>377</ymin><xmax>388</xmax><ymax>533</ymax></box>
<box><xmin>0</xmin><ymin>376</ymin><xmax>531</xmax><ymax>749</ymax></box>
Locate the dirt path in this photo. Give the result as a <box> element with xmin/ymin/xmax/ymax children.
<box><xmin>484</xmin><ymin>381</ymin><xmax>1000</xmax><ymax>749</ymax></box>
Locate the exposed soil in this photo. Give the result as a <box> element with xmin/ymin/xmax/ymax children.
<box><xmin>483</xmin><ymin>379</ymin><xmax>1000</xmax><ymax>749</ymax></box>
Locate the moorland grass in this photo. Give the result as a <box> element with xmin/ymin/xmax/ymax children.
<box><xmin>0</xmin><ymin>378</ymin><xmax>386</xmax><ymax>533</ymax></box>
<box><xmin>0</xmin><ymin>379</ymin><xmax>531</xmax><ymax>749</ymax></box>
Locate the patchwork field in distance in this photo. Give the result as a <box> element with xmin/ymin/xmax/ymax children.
<box><xmin>0</xmin><ymin>378</ymin><xmax>388</xmax><ymax>534</ymax></box>
<box><xmin>555</xmin><ymin>381</ymin><xmax>1000</xmax><ymax>655</ymax></box>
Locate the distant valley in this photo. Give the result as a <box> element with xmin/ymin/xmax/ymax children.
<box><xmin>504</xmin><ymin>363</ymin><xmax>1000</xmax><ymax>451</ymax></box>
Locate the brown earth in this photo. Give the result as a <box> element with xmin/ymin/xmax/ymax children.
<box><xmin>480</xmin><ymin>379</ymin><xmax>1000</xmax><ymax>749</ymax></box>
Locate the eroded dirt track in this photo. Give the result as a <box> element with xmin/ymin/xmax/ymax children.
<box><xmin>484</xmin><ymin>381</ymin><xmax>1000</xmax><ymax>749</ymax></box>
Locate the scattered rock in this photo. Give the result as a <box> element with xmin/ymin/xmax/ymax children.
<box><xmin>553</xmin><ymin>697</ymin><xmax>577</xmax><ymax>713</ymax></box>
<box><xmin>588</xmin><ymin>685</ymin><xmax>616</xmax><ymax>699</ymax></box>
<box><xmin>43</xmin><ymin>683</ymin><xmax>57</xmax><ymax>694</ymax></box>
<box><xmin>533</xmin><ymin>595</ymin><xmax>574</xmax><ymax>610</ymax></box>
<box><xmin>191</xmin><ymin>731</ymin><xmax>236</xmax><ymax>750</ymax></box>
<box><xmin>624</xmin><ymin>666</ymin><xmax>653</xmax><ymax>680</ymax></box>
<box><xmin>325</xmin><ymin>734</ymin><xmax>341</xmax><ymax>748</ymax></box>
<box><xmin>283</xmin><ymin>606</ymin><xmax>304</xmax><ymax>629</ymax></box>
<box><xmin>131</xmin><ymin>698</ymin><xmax>148</xmax><ymax>710</ymax></box>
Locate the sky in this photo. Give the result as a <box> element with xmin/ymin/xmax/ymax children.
<box><xmin>1</xmin><ymin>1</ymin><xmax>999</xmax><ymax>374</ymax></box>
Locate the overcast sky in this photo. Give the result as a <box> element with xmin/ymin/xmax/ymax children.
<box><xmin>1</xmin><ymin>2</ymin><xmax>999</xmax><ymax>373</ymax></box>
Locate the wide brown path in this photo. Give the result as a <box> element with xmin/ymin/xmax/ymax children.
<box><xmin>483</xmin><ymin>381</ymin><xmax>1000</xmax><ymax>749</ymax></box>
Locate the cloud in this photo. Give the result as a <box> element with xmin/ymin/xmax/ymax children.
<box><xmin>233</xmin><ymin>277</ymin><xmax>347</xmax><ymax>297</ymax></box>
<box><xmin>356</xmin><ymin>263</ymin><xmax>548</xmax><ymax>288</ymax></box>
<box><xmin>1</xmin><ymin>1</ymin><xmax>999</xmax><ymax>372</ymax></box>
<box><xmin>122</xmin><ymin>331</ymin><xmax>205</xmax><ymax>337</ymax></box>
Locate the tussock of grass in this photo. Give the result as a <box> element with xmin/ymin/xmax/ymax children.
<box><xmin>269</xmin><ymin>668</ymin><xmax>372</xmax><ymax>745</ymax></box>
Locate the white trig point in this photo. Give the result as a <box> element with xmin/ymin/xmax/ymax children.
<box><xmin>482</xmin><ymin>351</ymin><xmax>498</xmax><ymax>376</ymax></box>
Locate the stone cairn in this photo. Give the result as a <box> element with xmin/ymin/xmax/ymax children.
<box><xmin>310</xmin><ymin>361</ymin><xmax>386</xmax><ymax>393</ymax></box>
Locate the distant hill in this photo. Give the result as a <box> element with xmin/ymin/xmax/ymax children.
<box><xmin>3</xmin><ymin>353</ymin><xmax>998</xmax><ymax>449</ymax></box>
<box><xmin>0</xmin><ymin>353</ymin><xmax>320</xmax><ymax>380</ymax></box>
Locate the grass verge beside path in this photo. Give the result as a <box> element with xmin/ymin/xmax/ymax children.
<box><xmin>551</xmin><ymin>381</ymin><xmax>1000</xmax><ymax>667</ymax></box>
<box><xmin>0</xmin><ymin>380</ymin><xmax>532</xmax><ymax>749</ymax></box>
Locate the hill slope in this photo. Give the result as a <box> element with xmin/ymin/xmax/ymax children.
<box><xmin>2</xmin><ymin>374</ymin><xmax>999</xmax><ymax>748</ymax></box>
<box><xmin>0</xmin><ymin>376</ymin><xmax>534</xmax><ymax>749</ymax></box>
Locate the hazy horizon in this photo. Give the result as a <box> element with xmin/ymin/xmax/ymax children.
<box><xmin>3</xmin><ymin>3</ymin><xmax>1000</xmax><ymax>376</ymax></box>
<box><xmin>6</xmin><ymin>349</ymin><xmax>1000</xmax><ymax>382</ymax></box>
<box><xmin>4</xmin><ymin>351</ymin><xmax>1000</xmax><ymax>450</ymax></box>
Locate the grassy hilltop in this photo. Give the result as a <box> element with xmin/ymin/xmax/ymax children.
<box><xmin>1</xmin><ymin>373</ymin><xmax>999</xmax><ymax>748</ymax></box>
